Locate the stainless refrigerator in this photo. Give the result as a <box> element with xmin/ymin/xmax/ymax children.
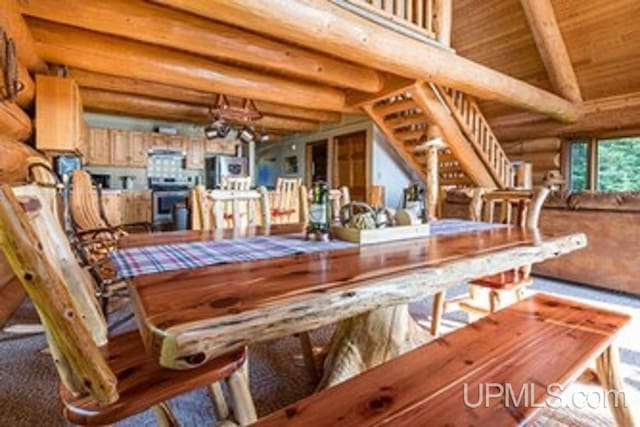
<box><xmin>204</xmin><ymin>155</ymin><xmax>248</xmax><ymax>189</ymax></box>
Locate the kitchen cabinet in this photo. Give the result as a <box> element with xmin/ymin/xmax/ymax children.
<box><xmin>166</xmin><ymin>135</ymin><xmax>186</xmax><ymax>152</ymax></box>
<box><xmin>186</xmin><ymin>137</ymin><xmax>205</xmax><ymax>169</ymax></box>
<box><xmin>148</xmin><ymin>133</ymin><xmax>167</xmax><ymax>151</ymax></box>
<box><xmin>86</xmin><ymin>128</ymin><xmax>111</xmax><ymax>166</ymax></box>
<box><xmin>130</xmin><ymin>131</ymin><xmax>148</xmax><ymax>167</ymax></box>
<box><xmin>109</xmin><ymin>129</ymin><xmax>148</xmax><ymax>168</ymax></box>
<box><xmin>35</xmin><ymin>75</ymin><xmax>87</xmax><ymax>155</ymax></box>
<box><xmin>99</xmin><ymin>190</ymin><xmax>151</xmax><ymax>226</ymax></box>
<box><xmin>110</xmin><ymin>129</ymin><xmax>131</xmax><ymax>166</ymax></box>
<box><xmin>100</xmin><ymin>191</ymin><xmax>122</xmax><ymax>226</ymax></box>
<box><xmin>122</xmin><ymin>190</ymin><xmax>152</xmax><ymax>224</ymax></box>
<box><xmin>205</xmin><ymin>139</ymin><xmax>237</xmax><ymax>155</ymax></box>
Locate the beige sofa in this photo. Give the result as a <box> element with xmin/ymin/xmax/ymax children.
<box><xmin>442</xmin><ymin>190</ymin><xmax>640</xmax><ymax>296</ymax></box>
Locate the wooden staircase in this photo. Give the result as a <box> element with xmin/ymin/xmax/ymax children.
<box><xmin>365</xmin><ymin>83</ymin><xmax>513</xmax><ymax>189</ymax></box>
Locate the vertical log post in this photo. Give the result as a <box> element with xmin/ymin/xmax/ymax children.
<box><xmin>424</xmin><ymin>126</ymin><xmax>446</xmax><ymax>221</ymax></box>
<box><xmin>434</xmin><ymin>0</ymin><xmax>453</xmax><ymax>47</ymax></box>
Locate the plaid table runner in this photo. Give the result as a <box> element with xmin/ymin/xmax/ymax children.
<box><xmin>111</xmin><ymin>220</ymin><xmax>506</xmax><ymax>279</ymax></box>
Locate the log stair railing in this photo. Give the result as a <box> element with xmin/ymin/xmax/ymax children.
<box><xmin>436</xmin><ymin>86</ymin><xmax>514</xmax><ymax>188</ymax></box>
<box><xmin>364</xmin><ymin>83</ymin><xmax>512</xmax><ymax>189</ymax></box>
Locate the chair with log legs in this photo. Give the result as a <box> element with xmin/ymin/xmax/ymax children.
<box><xmin>221</xmin><ymin>176</ymin><xmax>251</xmax><ymax>191</ymax></box>
<box><xmin>0</xmin><ymin>184</ymin><xmax>256</xmax><ymax>426</ymax></box>
<box><xmin>430</xmin><ymin>187</ymin><xmax>550</xmax><ymax>336</ymax></box>
<box><xmin>191</xmin><ymin>184</ymin><xmax>319</xmax><ymax>383</ymax></box>
<box><xmin>271</xmin><ymin>177</ymin><xmax>301</xmax><ymax>224</ymax></box>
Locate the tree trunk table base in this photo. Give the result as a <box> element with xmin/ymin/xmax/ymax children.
<box><xmin>319</xmin><ymin>304</ymin><xmax>432</xmax><ymax>389</ymax></box>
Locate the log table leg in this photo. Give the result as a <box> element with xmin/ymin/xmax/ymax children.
<box><xmin>596</xmin><ymin>345</ymin><xmax>637</xmax><ymax>427</ymax></box>
<box><xmin>318</xmin><ymin>304</ymin><xmax>432</xmax><ymax>389</ymax></box>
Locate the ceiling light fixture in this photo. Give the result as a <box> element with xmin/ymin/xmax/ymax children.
<box><xmin>238</xmin><ymin>126</ymin><xmax>255</xmax><ymax>144</ymax></box>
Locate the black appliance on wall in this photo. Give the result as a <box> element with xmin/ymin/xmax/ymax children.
<box><xmin>205</xmin><ymin>155</ymin><xmax>248</xmax><ymax>189</ymax></box>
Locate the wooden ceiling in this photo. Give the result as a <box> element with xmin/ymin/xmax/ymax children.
<box><xmin>15</xmin><ymin>0</ymin><xmax>640</xmax><ymax>140</ymax></box>
<box><xmin>453</xmin><ymin>0</ymin><xmax>640</xmax><ymax>122</ymax></box>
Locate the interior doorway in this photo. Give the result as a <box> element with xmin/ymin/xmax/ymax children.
<box><xmin>305</xmin><ymin>139</ymin><xmax>329</xmax><ymax>186</ymax></box>
<box><xmin>333</xmin><ymin>130</ymin><xmax>367</xmax><ymax>202</ymax></box>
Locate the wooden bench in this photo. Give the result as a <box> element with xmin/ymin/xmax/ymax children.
<box><xmin>255</xmin><ymin>294</ymin><xmax>634</xmax><ymax>427</ymax></box>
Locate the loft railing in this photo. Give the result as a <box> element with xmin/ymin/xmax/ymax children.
<box><xmin>337</xmin><ymin>0</ymin><xmax>437</xmax><ymax>41</ymax></box>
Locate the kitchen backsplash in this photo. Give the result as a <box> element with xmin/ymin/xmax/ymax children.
<box><xmin>85</xmin><ymin>165</ymin><xmax>203</xmax><ymax>190</ymax></box>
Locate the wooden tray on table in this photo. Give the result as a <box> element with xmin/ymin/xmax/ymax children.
<box><xmin>330</xmin><ymin>223</ymin><xmax>430</xmax><ymax>245</ymax></box>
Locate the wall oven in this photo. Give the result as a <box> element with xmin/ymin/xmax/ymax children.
<box><xmin>149</xmin><ymin>178</ymin><xmax>190</xmax><ymax>228</ymax></box>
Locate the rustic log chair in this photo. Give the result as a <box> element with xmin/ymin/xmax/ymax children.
<box><xmin>0</xmin><ymin>184</ymin><xmax>256</xmax><ymax>426</ymax></box>
<box><xmin>221</xmin><ymin>176</ymin><xmax>252</xmax><ymax>190</ymax></box>
<box><xmin>190</xmin><ymin>184</ymin><xmax>319</xmax><ymax>383</ymax></box>
<box><xmin>430</xmin><ymin>187</ymin><xmax>550</xmax><ymax>336</ymax></box>
<box><xmin>272</xmin><ymin>177</ymin><xmax>301</xmax><ymax>224</ymax></box>
<box><xmin>254</xmin><ymin>294</ymin><xmax>635</xmax><ymax>427</ymax></box>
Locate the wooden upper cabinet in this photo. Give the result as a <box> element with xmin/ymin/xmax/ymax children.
<box><xmin>86</xmin><ymin>128</ymin><xmax>111</xmax><ymax>166</ymax></box>
<box><xmin>148</xmin><ymin>133</ymin><xmax>167</xmax><ymax>151</ymax></box>
<box><xmin>186</xmin><ymin>137</ymin><xmax>205</xmax><ymax>169</ymax></box>
<box><xmin>35</xmin><ymin>75</ymin><xmax>85</xmax><ymax>155</ymax></box>
<box><xmin>110</xmin><ymin>129</ymin><xmax>131</xmax><ymax>166</ymax></box>
<box><xmin>166</xmin><ymin>135</ymin><xmax>186</xmax><ymax>152</ymax></box>
<box><xmin>129</xmin><ymin>131</ymin><xmax>148</xmax><ymax>167</ymax></box>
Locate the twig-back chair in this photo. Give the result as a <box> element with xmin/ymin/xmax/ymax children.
<box><xmin>0</xmin><ymin>184</ymin><xmax>256</xmax><ymax>426</ymax></box>
<box><xmin>430</xmin><ymin>187</ymin><xmax>550</xmax><ymax>336</ymax></box>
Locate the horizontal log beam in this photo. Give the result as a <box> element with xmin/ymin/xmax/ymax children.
<box><xmin>81</xmin><ymin>89</ymin><xmax>319</xmax><ymax>132</ymax></box>
<box><xmin>494</xmin><ymin>92</ymin><xmax>640</xmax><ymax>140</ymax></box>
<box><xmin>153</xmin><ymin>0</ymin><xmax>580</xmax><ymax>122</ymax></box>
<box><xmin>0</xmin><ymin>0</ymin><xmax>48</xmax><ymax>73</ymax></box>
<box><xmin>21</xmin><ymin>0</ymin><xmax>382</xmax><ymax>93</ymax></box>
<box><xmin>67</xmin><ymin>68</ymin><xmax>342</xmax><ymax>123</ymax></box>
<box><xmin>520</xmin><ymin>0</ymin><xmax>583</xmax><ymax>103</ymax></box>
<box><xmin>0</xmin><ymin>102</ymin><xmax>32</xmax><ymax>141</ymax></box>
<box><xmin>29</xmin><ymin>20</ymin><xmax>347</xmax><ymax>112</ymax></box>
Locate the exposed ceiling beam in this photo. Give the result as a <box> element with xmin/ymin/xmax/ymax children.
<box><xmin>29</xmin><ymin>19</ymin><xmax>347</xmax><ymax>112</ymax></box>
<box><xmin>67</xmin><ymin>68</ymin><xmax>342</xmax><ymax>123</ymax></box>
<box><xmin>81</xmin><ymin>89</ymin><xmax>320</xmax><ymax>132</ymax></box>
<box><xmin>0</xmin><ymin>0</ymin><xmax>47</xmax><ymax>72</ymax></box>
<box><xmin>153</xmin><ymin>0</ymin><xmax>580</xmax><ymax>122</ymax></box>
<box><xmin>347</xmin><ymin>76</ymin><xmax>415</xmax><ymax>107</ymax></box>
<box><xmin>493</xmin><ymin>92</ymin><xmax>640</xmax><ymax>140</ymax></box>
<box><xmin>519</xmin><ymin>0</ymin><xmax>583</xmax><ymax>103</ymax></box>
<box><xmin>20</xmin><ymin>0</ymin><xmax>383</xmax><ymax>94</ymax></box>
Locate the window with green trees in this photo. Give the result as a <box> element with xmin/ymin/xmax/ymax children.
<box><xmin>569</xmin><ymin>137</ymin><xmax>640</xmax><ymax>192</ymax></box>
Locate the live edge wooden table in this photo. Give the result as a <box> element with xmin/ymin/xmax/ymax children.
<box><xmin>120</xmin><ymin>224</ymin><xmax>586</xmax><ymax>388</ymax></box>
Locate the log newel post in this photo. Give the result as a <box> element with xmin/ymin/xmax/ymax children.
<box><xmin>434</xmin><ymin>0</ymin><xmax>453</xmax><ymax>48</ymax></box>
<box><xmin>424</xmin><ymin>125</ymin><xmax>446</xmax><ymax>221</ymax></box>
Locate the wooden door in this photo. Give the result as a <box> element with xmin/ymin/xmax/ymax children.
<box><xmin>306</xmin><ymin>139</ymin><xmax>328</xmax><ymax>186</ymax></box>
<box><xmin>333</xmin><ymin>131</ymin><xmax>367</xmax><ymax>202</ymax></box>
<box><xmin>110</xmin><ymin>129</ymin><xmax>131</xmax><ymax>166</ymax></box>
<box><xmin>129</xmin><ymin>131</ymin><xmax>148</xmax><ymax>167</ymax></box>
<box><xmin>87</xmin><ymin>128</ymin><xmax>110</xmax><ymax>166</ymax></box>
<box><xmin>186</xmin><ymin>137</ymin><xmax>205</xmax><ymax>169</ymax></box>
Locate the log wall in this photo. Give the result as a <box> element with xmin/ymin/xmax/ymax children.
<box><xmin>502</xmin><ymin>137</ymin><xmax>562</xmax><ymax>186</ymax></box>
